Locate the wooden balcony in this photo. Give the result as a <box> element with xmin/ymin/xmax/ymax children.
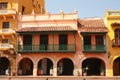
<box><xmin>112</xmin><ymin>39</ymin><xmax>120</xmax><ymax>47</ymax></box>
<box><xmin>0</xmin><ymin>9</ymin><xmax>16</xmax><ymax>15</ymax></box>
<box><xmin>0</xmin><ymin>29</ymin><xmax>16</xmax><ymax>35</ymax></box>
<box><xmin>18</xmin><ymin>44</ymin><xmax>76</xmax><ymax>53</ymax></box>
<box><xmin>0</xmin><ymin>43</ymin><xmax>14</xmax><ymax>50</ymax></box>
<box><xmin>83</xmin><ymin>45</ymin><xmax>106</xmax><ymax>53</ymax></box>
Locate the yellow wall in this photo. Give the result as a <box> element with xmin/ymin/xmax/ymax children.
<box><xmin>104</xmin><ymin>10</ymin><xmax>120</xmax><ymax>76</ymax></box>
<box><xmin>18</xmin><ymin>0</ymin><xmax>45</xmax><ymax>14</ymax></box>
<box><xmin>0</xmin><ymin>17</ymin><xmax>17</xmax><ymax>49</ymax></box>
<box><xmin>0</xmin><ymin>0</ymin><xmax>45</xmax><ymax>14</ymax></box>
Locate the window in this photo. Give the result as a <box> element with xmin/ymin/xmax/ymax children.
<box><xmin>22</xmin><ymin>6</ymin><xmax>25</xmax><ymax>14</ymax></box>
<box><xmin>2</xmin><ymin>22</ymin><xmax>9</xmax><ymax>28</ymax></box>
<box><xmin>96</xmin><ymin>35</ymin><xmax>104</xmax><ymax>45</ymax></box>
<box><xmin>40</xmin><ymin>34</ymin><xmax>48</xmax><ymax>50</ymax></box>
<box><xmin>23</xmin><ymin>35</ymin><xmax>32</xmax><ymax>45</ymax></box>
<box><xmin>59</xmin><ymin>34</ymin><xmax>68</xmax><ymax>50</ymax></box>
<box><xmin>83</xmin><ymin>35</ymin><xmax>91</xmax><ymax>45</ymax></box>
<box><xmin>115</xmin><ymin>29</ymin><xmax>120</xmax><ymax>39</ymax></box>
<box><xmin>59</xmin><ymin>34</ymin><xmax>68</xmax><ymax>44</ymax></box>
<box><xmin>114</xmin><ymin>29</ymin><xmax>120</xmax><ymax>45</ymax></box>
<box><xmin>96</xmin><ymin>35</ymin><xmax>105</xmax><ymax>50</ymax></box>
<box><xmin>0</xmin><ymin>2</ymin><xmax>8</xmax><ymax>9</ymax></box>
<box><xmin>83</xmin><ymin>35</ymin><xmax>91</xmax><ymax>51</ymax></box>
<box><xmin>2</xmin><ymin>39</ymin><xmax>8</xmax><ymax>43</ymax></box>
<box><xmin>23</xmin><ymin>35</ymin><xmax>32</xmax><ymax>51</ymax></box>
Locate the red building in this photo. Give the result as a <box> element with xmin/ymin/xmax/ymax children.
<box><xmin>17</xmin><ymin>11</ymin><xmax>108</xmax><ymax>76</ymax></box>
<box><xmin>78</xmin><ymin>18</ymin><xmax>108</xmax><ymax>76</ymax></box>
<box><xmin>17</xmin><ymin>11</ymin><xmax>78</xmax><ymax>76</ymax></box>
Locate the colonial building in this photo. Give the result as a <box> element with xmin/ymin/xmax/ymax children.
<box><xmin>0</xmin><ymin>0</ymin><xmax>17</xmax><ymax>76</ymax></box>
<box><xmin>0</xmin><ymin>0</ymin><xmax>111</xmax><ymax>77</ymax></box>
<box><xmin>78</xmin><ymin>18</ymin><xmax>108</xmax><ymax>76</ymax></box>
<box><xmin>17</xmin><ymin>11</ymin><xmax>78</xmax><ymax>76</ymax></box>
<box><xmin>104</xmin><ymin>10</ymin><xmax>120</xmax><ymax>76</ymax></box>
<box><xmin>0</xmin><ymin>0</ymin><xmax>45</xmax><ymax>76</ymax></box>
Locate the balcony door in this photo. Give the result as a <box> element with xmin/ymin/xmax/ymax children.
<box><xmin>83</xmin><ymin>35</ymin><xmax>91</xmax><ymax>51</ymax></box>
<box><xmin>115</xmin><ymin>29</ymin><xmax>120</xmax><ymax>45</ymax></box>
<box><xmin>59</xmin><ymin>34</ymin><xmax>68</xmax><ymax>50</ymax></box>
<box><xmin>2</xmin><ymin>22</ymin><xmax>9</xmax><ymax>32</ymax></box>
<box><xmin>23</xmin><ymin>35</ymin><xmax>32</xmax><ymax>51</ymax></box>
<box><xmin>40</xmin><ymin>34</ymin><xmax>48</xmax><ymax>50</ymax></box>
<box><xmin>96</xmin><ymin>35</ymin><xmax>104</xmax><ymax>50</ymax></box>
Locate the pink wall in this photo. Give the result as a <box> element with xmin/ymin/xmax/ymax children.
<box><xmin>54</xmin><ymin>34</ymin><xmax>59</xmax><ymax>44</ymax></box>
<box><xmin>34</xmin><ymin>34</ymin><xmax>40</xmax><ymax>45</ymax></box>
<box><xmin>68</xmin><ymin>33</ymin><xmax>74</xmax><ymax>44</ymax></box>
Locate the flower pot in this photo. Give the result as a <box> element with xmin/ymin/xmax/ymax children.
<box><xmin>83</xmin><ymin>72</ymin><xmax>87</xmax><ymax>76</ymax></box>
<box><xmin>100</xmin><ymin>72</ymin><xmax>104</xmax><ymax>76</ymax></box>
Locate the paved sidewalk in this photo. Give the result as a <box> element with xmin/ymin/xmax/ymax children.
<box><xmin>0</xmin><ymin>76</ymin><xmax>120</xmax><ymax>80</ymax></box>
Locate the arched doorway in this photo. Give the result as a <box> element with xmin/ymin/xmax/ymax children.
<box><xmin>0</xmin><ymin>57</ymin><xmax>10</xmax><ymax>75</ymax></box>
<box><xmin>82</xmin><ymin>58</ymin><xmax>105</xmax><ymax>76</ymax></box>
<box><xmin>113</xmin><ymin>57</ymin><xmax>120</xmax><ymax>76</ymax></box>
<box><xmin>37</xmin><ymin>58</ymin><xmax>53</xmax><ymax>76</ymax></box>
<box><xmin>18</xmin><ymin>58</ymin><xmax>33</xmax><ymax>75</ymax></box>
<box><xmin>57</xmin><ymin>58</ymin><xmax>74</xmax><ymax>76</ymax></box>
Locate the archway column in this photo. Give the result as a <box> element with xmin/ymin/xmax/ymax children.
<box><xmin>11</xmin><ymin>58</ymin><xmax>17</xmax><ymax>76</ymax></box>
<box><xmin>78</xmin><ymin>66</ymin><xmax>82</xmax><ymax>76</ymax></box>
<box><xmin>53</xmin><ymin>64</ymin><xmax>57</xmax><ymax>76</ymax></box>
<box><xmin>105</xmin><ymin>63</ymin><xmax>110</xmax><ymax>76</ymax></box>
<box><xmin>33</xmin><ymin>63</ymin><xmax>37</xmax><ymax>76</ymax></box>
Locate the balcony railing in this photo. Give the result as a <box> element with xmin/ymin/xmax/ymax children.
<box><xmin>18</xmin><ymin>44</ymin><xmax>76</xmax><ymax>53</ymax></box>
<box><xmin>83</xmin><ymin>45</ymin><xmax>106</xmax><ymax>53</ymax></box>
<box><xmin>0</xmin><ymin>29</ymin><xmax>15</xmax><ymax>34</ymax></box>
<box><xmin>0</xmin><ymin>43</ymin><xmax>14</xmax><ymax>49</ymax></box>
<box><xmin>112</xmin><ymin>39</ymin><xmax>120</xmax><ymax>47</ymax></box>
<box><xmin>0</xmin><ymin>9</ymin><xmax>16</xmax><ymax>14</ymax></box>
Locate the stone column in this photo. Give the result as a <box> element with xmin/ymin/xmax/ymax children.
<box><xmin>53</xmin><ymin>64</ymin><xmax>57</xmax><ymax>76</ymax></box>
<box><xmin>33</xmin><ymin>63</ymin><xmax>37</xmax><ymax>76</ymax></box>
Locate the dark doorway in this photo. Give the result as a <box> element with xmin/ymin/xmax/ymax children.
<box><xmin>37</xmin><ymin>58</ymin><xmax>53</xmax><ymax>75</ymax></box>
<box><xmin>59</xmin><ymin>34</ymin><xmax>68</xmax><ymax>50</ymax></box>
<box><xmin>96</xmin><ymin>35</ymin><xmax>104</xmax><ymax>50</ymax></box>
<box><xmin>82</xmin><ymin>58</ymin><xmax>105</xmax><ymax>76</ymax></box>
<box><xmin>40</xmin><ymin>34</ymin><xmax>48</xmax><ymax>50</ymax></box>
<box><xmin>23</xmin><ymin>35</ymin><xmax>32</xmax><ymax>51</ymax></box>
<box><xmin>0</xmin><ymin>57</ymin><xmax>10</xmax><ymax>75</ymax></box>
<box><xmin>18</xmin><ymin>58</ymin><xmax>33</xmax><ymax>75</ymax></box>
<box><xmin>83</xmin><ymin>35</ymin><xmax>91</xmax><ymax>51</ymax></box>
<box><xmin>57</xmin><ymin>58</ymin><xmax>74</xmax><ymax>76</ymax></box>
<box><xmin>113</xmin><ymin>57</ymin><xmax>120</xmax><ymax>76</ymax></box>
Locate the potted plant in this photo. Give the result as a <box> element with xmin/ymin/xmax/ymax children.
<box><xmin>82</xmin><ymin>66</ymin><xmax>89</xmax><ymax>76</ymax></box>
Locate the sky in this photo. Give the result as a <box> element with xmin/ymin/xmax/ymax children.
<box><xmin>45</xmin><ymin>0</ymin><xmax>120</xmax><ymax>19</ymax></box>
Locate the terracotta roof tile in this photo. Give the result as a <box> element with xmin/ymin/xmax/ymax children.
<box><xmin>78</xmin><ymin>18</ymin><xmax>108</xmax><ymax>33</ymax></box>
<box><xmin>18</xmin><ymin>26</ymin><xmax>77</xmax><ymax>32</ymax></box>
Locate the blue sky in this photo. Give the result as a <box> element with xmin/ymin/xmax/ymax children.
<box><xmin>45</xmin><ymin>0</ymin><xmax>120</xmax><ymax>18</ymax></box>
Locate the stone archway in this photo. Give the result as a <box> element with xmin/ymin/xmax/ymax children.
<box><xmin>0</xmin><ymin>57</ymin><xmax>10</xmax><ymax>75</ymax></box>
<box><xmin>18</xmin><ymin>58</ymin><xmax>33</xmax><ymax>75</ymax></box>
<box><xmin>82</xmin><ymin>58</ymin><xmax>105</xmax><ymax>76</ymax></box>
<box><xmin>37</xmin><ymin>58</ymin><xmax>53</xmax><ymax>76</ymax></box>
<box><xmin>57</xmin><ymin>58</ymin><xmax>74</xmax><ymax>76</ymax></box>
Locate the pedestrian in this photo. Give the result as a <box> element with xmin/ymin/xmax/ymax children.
<box><xmin>50</xmin><ymin>67</ymin><xmax>53</xmax><ymax>76</ymax></box>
